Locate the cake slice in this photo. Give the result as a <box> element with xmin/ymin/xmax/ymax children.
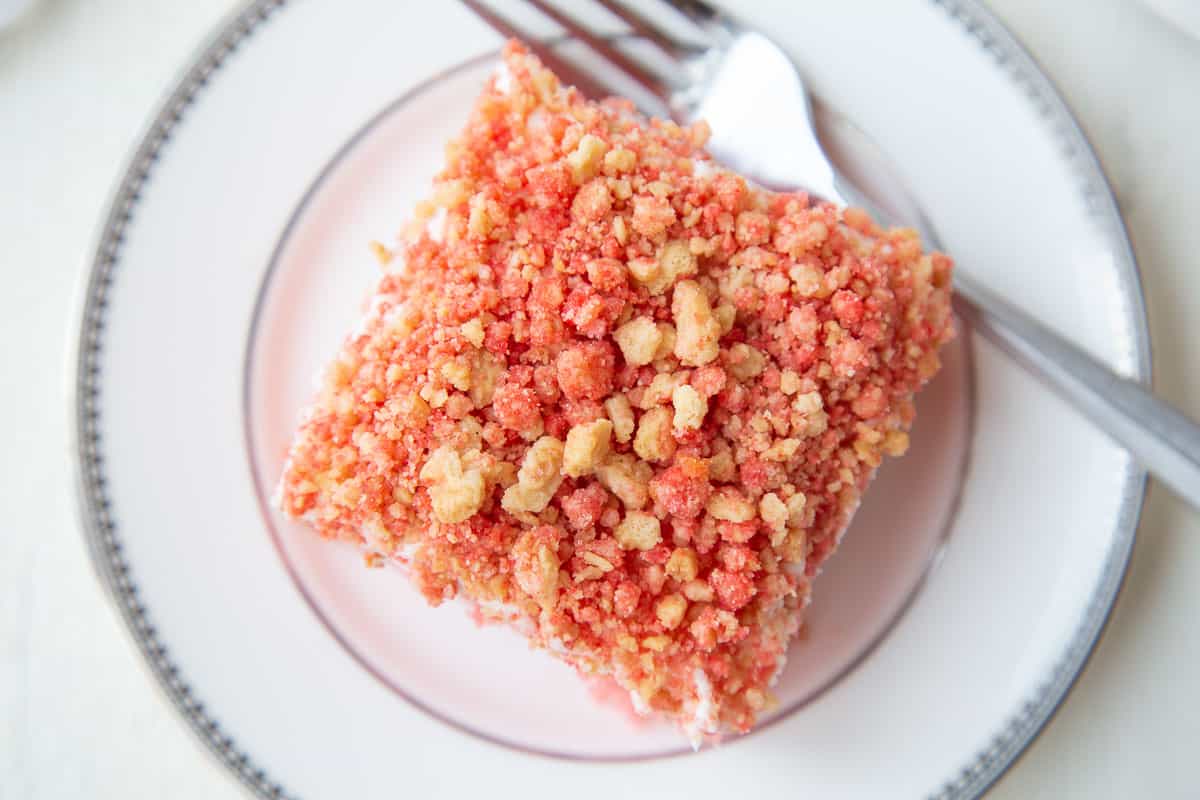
<box><xmin>277</xmin><ymin>42</ymin><xmax>954</xmax><ymax>741</ymax></box>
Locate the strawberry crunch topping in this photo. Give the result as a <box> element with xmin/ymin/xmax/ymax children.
<box><xmin>278</xmin><ymin>42</ymin><xmax>954</xmax><ymax>740</ymax></box>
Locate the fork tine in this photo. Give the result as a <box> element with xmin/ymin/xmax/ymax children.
<box><xmin>660</xmin><ymin>0</ymin><xmax>722</xmax><ymax>26</ymax></box>
<box><xmin>593</xmin><ymin>0</ymin><xmax>692</xmax><ymax>59</ymax></box>
<box><xmin>522</xmin><ymin>0</ymin><xmax>674</xmax><ymax>102</ymax></box>
<box><xmin>459</xmin><ymin>0</ymin><xmax>619</xmax><ymax>101</ymax></box>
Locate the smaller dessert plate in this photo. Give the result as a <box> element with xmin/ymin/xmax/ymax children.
<box><xmin>247</xmin><ymin>48</ymin><xmax>972</xmax><ymax>759</ymax></box>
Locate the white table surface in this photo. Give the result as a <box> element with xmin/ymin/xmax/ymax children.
<box><xmin>2</xmin><ymin>1</ymin><xmax>1197</xmax><ymax>797</ymax></box>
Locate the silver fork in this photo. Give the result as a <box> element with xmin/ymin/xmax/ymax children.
<box><xmin>462</xmin><ymin>0</ymin><xmax>1200</xmax><ymax>508</ymax></box>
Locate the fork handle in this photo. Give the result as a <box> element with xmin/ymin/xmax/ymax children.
<box><xmin>953</xmin><ymin>274</ymin><xmax>1200</xmax><ymax>507</ymax></box>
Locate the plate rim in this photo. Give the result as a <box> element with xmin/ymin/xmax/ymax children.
<box><xmin>67</xmin><ymin>1</ymin><xmax>1151</xmax><ymax>798</ymax></box>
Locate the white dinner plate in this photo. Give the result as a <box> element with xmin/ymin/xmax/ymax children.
<box><xmin>71</xmin><ymin>1</ymin><xmax>1150</xmax><ymax>798</ymax></box>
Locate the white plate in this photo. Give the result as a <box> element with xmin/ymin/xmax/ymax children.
<box><xmin>72</xmin><ymin>1</ymin><xmax>1149</xmax><ymax>797</ymax></box>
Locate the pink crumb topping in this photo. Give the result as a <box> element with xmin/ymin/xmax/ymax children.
<box><xmin>277</xmin><ymin>41</ymin><xmax>954</xmax><ymax>737</ymax></box>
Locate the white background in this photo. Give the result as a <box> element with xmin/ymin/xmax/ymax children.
<box><xmin>2</xmin><ymin>0</ymin><xmax>1198</xmax><ymax>797</ymax></box>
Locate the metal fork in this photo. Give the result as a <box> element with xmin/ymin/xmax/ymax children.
<box><xmin>461</xmin><ymin>0</ymin><xmax>1200</xmax><ymax>508</ymax></box>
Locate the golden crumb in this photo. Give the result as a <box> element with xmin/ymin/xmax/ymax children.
<box><xmin>671</xmin><ymin>384</ymin><xmax>707</xmax><ymax>432</ymax></box>
<box><xmin>501</xmin><ymin>436</ymin><xmax>564</xmax><ymax>514</ymax></box>
<box><xmin>615</xmin><ymin>511</ymin><xmax>662</xmax><ymax>551</ymax></box>
<box><xmin>562</xmin><ymin>419</ymin><xmax>613</xmax><ymax>477</ymax></box>
<box><xmin>672</xmin><ymin>280</ymin><xmax>720</xmax><ymax>366</ymax></box>
<box><xmin>613</xmin><ymin>316</ymin><xmax>663</xmax><ymax>367</ymax></box>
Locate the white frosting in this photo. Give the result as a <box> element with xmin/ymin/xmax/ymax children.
<box><xmin>628</xmin><ymin>689</ymin><xmax>651</xmax><ymax>716</ymax></box>
<box><xmin>425</xmin><ymin>206</ymin><xmax>447</xmax><ymax>243</ymax></box>
<box><xmin>769</xmin><ymin>651</ymin><xmax>789</xmax><ymax>687</ymax></box>
<box><xmin>359</xmin><ymin>519</ymin><xmax>396</xmax><ymax>553</ymax></box>
<box><xmin>683</xmin><ymin>668</ymin><xmax>719</xmax><ymax>748</ymax></box>
<box><xmin>493</xmin><ymin>61</ymin><xmax>513</xmax><ymax>94</ymax></box>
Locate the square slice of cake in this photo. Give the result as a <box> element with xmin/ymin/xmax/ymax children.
<box><xmin>278</xmin><ymin>42</ymin><xmax>954</xmax><ymax>741</ymax></box>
